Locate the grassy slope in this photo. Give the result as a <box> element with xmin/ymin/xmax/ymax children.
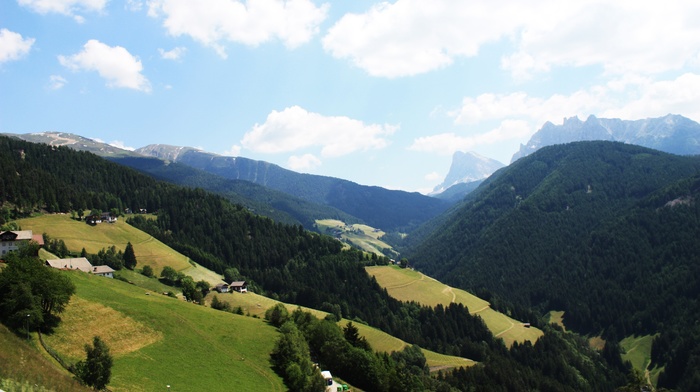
<box><xmin>620</xmin><ymin>334</ymin><xmax>663</xmax><ymax>386</ymax></box>
<box><xmin>16</xmin><ymin>214</ymin><xmax>224</xmax><ymax>285</ymax></box>
<box><xmin>13</xmin><ymin>214</ymin><xmax>470</xmax><ymax>378</ymax></box>
<box><xmin>0</xmin><ymin>324</ymin><xmax>91</xmax><ymax>392</ymax></box>
<box><xmin>316</xmin><ymin>219</ymin><xmax>395</xmax><ymax>257</ymax></box>
<box><xmin>366</xmin><ymin>265</ymin><xmax>543</xmax><ymax>347</ymax></box>
<box><xmin>42</xmin><ymin>271</ymin><xmax>285</xmax><ymax>392</ymax></box>
<box><xmin>207</xmin><ymin>291</ymin><xmax>475</xmax><ymax>370</ymax></box>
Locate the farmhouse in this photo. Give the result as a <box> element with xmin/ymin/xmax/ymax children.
<box><xmin>0</xmin><ymin>230</ymin><xmax>43</xmax><ymax>256</ymax></box>
<box><xmin>215</xmin><ymin>283</ymin><xmax>230</xmax><ymax>293</ymax></box>
<box><xmin>46</xmin><ymin>257</ymin><xmax>94</xmax><ymax>272</ymax></box>
<box><xmin>46</xmin><ymin>257</ymin><xmax>115</xmax><ymax>278</ymax></box>
<box><xmin>92</xmin><ymin>265</ymin><xmax>115</xmax><ymax>278</ymax></box>
<box><xmin>229</xmin><ymin>281</ymin><xmax>248</xmax><ymax>293</ymax></box>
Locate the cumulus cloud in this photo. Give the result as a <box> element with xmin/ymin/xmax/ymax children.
<box><xmin>241</xmin><ymin>106</ymin><xmax>397</xmax><ymax>157</ymax></box>
<box><xmin>147</xmin><ymin>0</ymin><xmax>328</xmax><ymax>58</ymax></box>
<box><xmin>0</xmin><ymin>29</ymin><xmax>35</xmax><ymax>63</ymax></box>
<box><xmin>452</xmin><ymin>73</ymin><xmax>700</xmax><ymax>128</ymax></box>
<box><xmin>48</xmin><ymin>75</ymin><xmax>68</xmax><ymax>90</ymax></box>
<box><xmin>287</xmin><ymin>153</ymin><xmax>321</xmax><ymax>172</ymax></box>
<box><xmin>158</xmin><ymin>46</ymin><xmax>187</xmax><ymax>60</ymax></box>
<box><xmin>409</xmin><ymin>120</ymin><xmax>532</xmax><ymax>155</ymax></box>
<box><xmin>19</xmin><ymin>0</ymin><xmax>108</xmax><ymax>22</ymax></box>
<box><xmin>59</xmin><ymin>40</ymin><xmax>151</xmax><ymax>92</ymax></box>
<box><xmin>323</xmin><ymin>0</ymin><xmax>700</xmax><ymax>78</ymax></box>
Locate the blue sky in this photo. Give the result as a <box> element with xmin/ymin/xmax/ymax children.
<box><xmin>2</xmin><ymin>0</ymin><xmax>700</xmax><ymax>193</ymax></box>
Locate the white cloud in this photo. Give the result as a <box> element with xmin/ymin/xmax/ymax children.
<box><xmin>109</xmin><ymin>140</ymin><xmax>135</xmax><ymax>151</ymax></box>
<box><xmin>452</xmin><ymin>90</ymin><xmax>608</xmax><ymax>126</ymax></box>
<box><xmin>287</xmin><ymin>153</ymin><xmax>321</xmax><ymax>172</ymax></box>
<box><xmin>126</xmin><ymin>0</ymin><xmax>143</xmax><ymax>11</ymax></box>
<box><xmin>147</xmin><ymin>0</ymin><xmax>328</xmax><ymax>58</ymax></box>
<box><xmin>59</xmin><ymin>40</ymin><xmax>151</xmax><ymax>92</ymax></box>
<box><xmin>222</xmin><ymin>144</ymin><xmax>241</xmax><ymax>156</ymax></box>
<box><xmin>18</xmin><ymin>0</ymin><xmax>108</xmax><ymax>22</ymax></box>
<box><xmin>0</xmin><ymin>29</ymin><xmax>35</xmax><ymax>63</ymax></box>
<box><xmin>158</xmin><ymin>46</ymin><xmax>187</xmax><ymax>60</ymax></box>
<box><xmin>409</xmin><ymin>120</ymin><xmax>531</xmax><ymax>155</ymax></box>
<box><xmin>452</xmin><ymin>73</ymin><xmax>700</xmax><ymax>129</ymax></box>
<box><xmin>48</xmin><ymin>74</ymin><xmax>67</xmax><ymax>90</ymax></box>
<box><xmin>323</xmin><ymin>0</ymin><xmax>700</xmax><ymax>79</ymax></box>
<box><xmin>241</xmin><ymin>105</ymin><xmax>397</xmax><ymax>157</ymax></box>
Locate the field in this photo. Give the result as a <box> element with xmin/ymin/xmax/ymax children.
<box><xmin>620</xmin><ymin>334</ymin><xmax>663</xmax><ymax>386</ymax></box>
<box><xmin>0</xmin><ymin>324</ymin><xmax>91</xmax><ymax>392</ymax></box>
<box><xmin>207</xmin><ymin>291</ymin><xmax>475</xmax><ymax>370</ymax></box>
<box><xmin>366</xmin><ymin>265</ymin><xmax>543</xmax><ymax>347</ymax></box>
<box><xmin>316</xmin><ymin>219</ymin><xmax>396</xmax><ymax>257</ymax></box>
<box><xmin>546</xmin><ymin>310</ymin><xmax>566</xmax><ymax>330</ymax></box>
<box><xmin>16</xmin><ymin>214</ymin><xmax>225</xmax><ymax>285</ymax></box>
<box><xmin>42</xmin><ymin>271</ymin><xmax>286</xmax><ymax>392</ymax></box>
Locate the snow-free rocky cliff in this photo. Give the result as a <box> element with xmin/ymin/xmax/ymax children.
<box><xmin>511</xmin><ymin>114</ymin><xmax>700</xmax><ymax>163</ymax></box>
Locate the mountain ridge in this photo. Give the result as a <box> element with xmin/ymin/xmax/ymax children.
<box><xmin>511</xmin><ymin>113</ymin><xmax>700</xmax><ymax>162</ymax></box>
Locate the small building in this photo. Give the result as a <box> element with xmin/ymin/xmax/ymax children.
<box><xmin>215</xmin><ymin>283</ymin><xmax>230</xmax><ymax>293</ymax></box>
<box><xmin>101</xmin><ymin>212</ymin><xmax>117</xmax><ymax>223</ymax></box>
<box><xmin>229</xmin><ymin>281</ymin><xmax>247</xmax><ymax>293</ymax></box>
<box><xmin>46</xmin><ymin>257</ymin><xmax>94</xmax><ymax>273</ymax></box>
<box><xmin>1</xmin><ymin>230</ymin><xmax>36</xmax><ymax>256</ymax></box>
<box><xmin>92</xmin><ymin>265</ymin><xmax>115</xmax><ymax>278</ymax></box>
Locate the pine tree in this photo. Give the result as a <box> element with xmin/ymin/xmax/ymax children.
<box><xmin>123</xmin><ymin>242</ymin><xmax>137</xmax><ymax>270</ymax></box>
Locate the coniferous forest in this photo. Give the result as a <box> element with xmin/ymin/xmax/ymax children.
<box><xmin>2</xmin><ymin>135</ymin><xmax>691</xmax><ymax>390</ymax></box>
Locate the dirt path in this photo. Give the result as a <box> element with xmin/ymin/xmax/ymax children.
<box><xmin>495</xmin><ymin>319</ymin><xmax>515</xmax><ymax>337</ymax></box>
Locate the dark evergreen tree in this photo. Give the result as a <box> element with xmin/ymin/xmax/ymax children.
<box><xmin>122</xmin><ymin>242</ymin><xmax>137</xmax><ymax>270</ymax></box>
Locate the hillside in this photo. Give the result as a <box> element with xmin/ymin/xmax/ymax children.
<box><xmin>137</xmin><ymin>144</ymin><xmax>451</xmax><ymax>231</ymax></box>
<box><xmin>43</xmin><ymin>271</ymin><xmax>286</xmax><ymax>392</ymax></box>
<box><xmin>0</xmin><ymin>136</ymin><xmax>631</xmax><ymax>390</ymax></box>
<box><xmin>16</xmin><ymin>214</ymin><xmax>224</xmax><ymax>285</ymax></box>
<box><xmin>408</xmin><ymin>140</ymin><xmax>700</xmax><ymax>390</ymax></box>
<box><xmin>366</xmin><ymin>265</ymin><xmax>543</xmax><ymax>347</ymax></box>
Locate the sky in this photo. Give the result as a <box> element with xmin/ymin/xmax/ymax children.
<box><xmin>2</xmin><ymin>1</ymin><xmax>700</xmax><ymax>194</ymax></box>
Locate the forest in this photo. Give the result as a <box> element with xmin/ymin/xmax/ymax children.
<box><xmin>406</xmin><ymin>141</ymin><xmax>700</xmax><ymax>390</ymax></box>
<box><xmin>0</xmin><ymin>136</ymin><xmax>650</xmax><ymax>390</ymax></box>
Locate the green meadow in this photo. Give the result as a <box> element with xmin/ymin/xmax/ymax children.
<box><xmin>366</xmin><ymin>265</ymin><xmax>543</xmax><ymax>347</ymax></box>
<box><xmin>42</xmin><ymin>271</ymin><xmax>285</xmax><ymax>392</ymax></box>
<box><xmin>621</xmin><ymin>334</ymin><xmax>663</xmax><ymax>386</ymax></box>
<box><xmin>17</xmin><ymin>214</ymin><xmax>224</xmax><ymax>285</ymax></box>
<box><xmin>208</xmin><ymin>291</ymin><xmax>475</xmax><ymax>370</ymax></box>
<box><xmin>316</xmin><ymin>219</ymin><xmax>396</xmax><ymax>257</ymax></box>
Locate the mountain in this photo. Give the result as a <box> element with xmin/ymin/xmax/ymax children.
<box><xmin>137</xmin><ymin>144</ymin><xmax>451</xmax><ymax>231</ymax></box>
<box><xmin>0</xmin><ymin>132</ymin><xmax>356</xmax><ymax>229</ymax></box>
<box><xmin>408</xmin><ymin>140</ymin><xmax>700</xmax><ymax>390</ymax></box>
<box><xmin>431</xmin><ymin>151</ymin><xmax>504</xmax><ymax>195</ymax></box>
<box><xmin>511</xmin><ymin>113</ymin><xmax>700</xmax><ymax>162</ymax></box>
<box><xmin>0</xmin><ymin>135</ymin><xmax>630</xmax><ymax>391</ymax></box>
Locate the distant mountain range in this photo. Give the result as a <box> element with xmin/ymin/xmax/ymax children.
<box><xmin>1</xmin><ymin>132</ymin><xmax>450</xmax><ymax>232</ymax></box>
<box><xmin>511</xmin><ymin>113</ymin><xmax>700</xmax><ymax>162</ymax></box>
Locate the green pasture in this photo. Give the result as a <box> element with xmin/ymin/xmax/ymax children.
<box><xmin>208</xmin><ymin>291</ymin><xmax>475</xmax><ymax>370</ymax></box>
<box><xmin>621</xmin><ymin>334</ymin><xmax>662</xmax><ymax>386</ymax></box>
<box><xmin>546</xmin><ymin>310</ymin><xmax>566</xmax><ymax>330</ymax></box>
<box><xmin>43</xmin><ymin>271</ymin><xmax>285</xmax><ymax>392</ymax></box>
<box><xmin>316</xmin><ymin>219</ymin><xmax>395</xmax><ymax>257</ymax></box>
<box><xmin>366</xmin><ymin>265</ymin><xmax>543</xmax><ymax>347</ymax></box>
<box><xmin>16</xmin><ymin>214</ymin><xmax>224</xmax><ymax>285</ymax></box>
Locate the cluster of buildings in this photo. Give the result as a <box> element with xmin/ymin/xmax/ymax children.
<box><xmin>1</xmin><ymin>229</ymin><xmax>114</xmax><ymax>278</ymax></box>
